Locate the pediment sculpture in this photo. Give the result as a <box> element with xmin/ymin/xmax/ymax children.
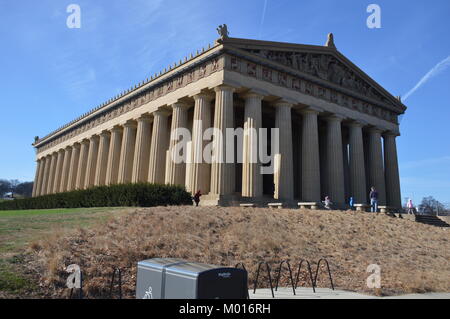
<box><xmin>244</xmin><ymin>49</ymin><xmax>390</xmax><ymax>104</ymax></box>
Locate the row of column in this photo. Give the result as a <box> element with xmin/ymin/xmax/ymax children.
<box><xmin>292</xmin><ymin>110</ymin><xmax>400</xmax><ymax>208</ymax></box>
<box><xmin>240</xmin><ymin>97</ymin><xmax>401</xmax><ymax>208</ymax></box>
<box><xmin>32</xmin><ymin>86</ymin><xmax>402</xmax><ymax>209</ymax></box>
<box><xmin>33</xmin><ymin>86</ymin><xmax>235</xmax><ymax>199</ymax></box>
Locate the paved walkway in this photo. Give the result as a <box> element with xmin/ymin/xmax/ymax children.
<box><xmin>250</xmin><ymin>287</ymin><xmax>450</xmax><ymax>299</ymax></box>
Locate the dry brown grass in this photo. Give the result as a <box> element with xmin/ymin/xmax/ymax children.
<box><xmin>27</xmin><ymin>206</ymin><xmax>450</xmax><ymax>298</ymax></box>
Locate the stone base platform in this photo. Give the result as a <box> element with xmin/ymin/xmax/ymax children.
<box><xmin>199</xmin><ymin>194</ymin><xmax>299</xmax><ymax>208</ymax></box>
<box><xmin>354</xmin><ymin>204</ymin><xmax>370</xmax><ymax>212</ymax></box>
<box><xmin>298</xmin><ymin>202</ymin><xmax>320</xmax><ymax>210</ymax></box>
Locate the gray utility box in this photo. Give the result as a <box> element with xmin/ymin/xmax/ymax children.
<box><xmin>136</xmin><ymin>258</ymin><xmax>248</xmax><ymax>299</ymax></box>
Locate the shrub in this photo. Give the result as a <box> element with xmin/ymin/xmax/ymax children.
<box><xmin>0</xmin><ymin>183</ymin><xmax>192</xmax><ymax>210</ymax></box>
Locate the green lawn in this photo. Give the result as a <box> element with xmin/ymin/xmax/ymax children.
<box><xmin>0</xmin><ymin>207</ymin><xmax>124</xmax><ymax>253</ymax></box>
<box><xmin>0</xmin><ymin>207</ymin><xmax>126</xmax><ymax>297</ymax></box>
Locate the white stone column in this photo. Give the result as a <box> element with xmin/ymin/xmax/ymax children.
<box><xmin>94</xmin><ymin>131</ymin><xmax>111</xmax><ymax>186</ymax></box>
<box><xmin>59</xmin><ymin>147</ymin><xmax>72</xmax><ymax>193</ymax></box>
<box><xmin>324</xmin><ymin>115</ymin><xmax>345</xmax><ymax>206</ymax></box>
<box><xmin>37</xmin><ymin>158</ymin><xmax>47</xmax><ymax>197</ymax></box>
<box><xmin>67</xmin><ymin>143</ymin><xmax>80</xmax><ymax>191</ymax></box>
<box><xmin>84</xmin><ymin>135</ymin><xmax>100</xmax><ymax>188</ymax></box>
<box><xmin>188</xmin><ymin>94</ymin><xmax>213</xmax><ymax>194</ymax></box>
<box><xmin>32</xmin><ymin>159</ymin><xmax>43</xmax><ymax>197</ymax></box>
<box><xmin>36</xmin><ymin>157</ymin><xmax>47</xmax><ymax>197</ymax></box>
<box><xmin>210</xmin><ymin>86</ymin><xmax>235</xmax><ymax>196</ymax></box>
<box><xmin>47</xmin><ymin>153</ymin><xmax>58</xmax><ymax>195</ymax></box>
<box><xmin>52</xmin><ymin>150</ymin><xmax>65</xmax><ymax>193</ymax></box>
<box><xmin>383</xmin><ymin>132</ymin><xmax>402</xmax><ymax>209</ymax></box>
<box><xmin>105</xmin><ymin>126</ymin><xmax>123</xmax><ymax>185</ymax></box>
<box><xmin>40</xmin><ymin>156</ymin><xmax>51</xmax><ymax>196</ymax></box>
<box><xmin>132</xmin><ymin>115</ymin><xmax>152</xmax><ymax>183</ymax></box>
<box><xmin>366</xmin><ymin>127</ymin><xmax>386</xmax><ymax>205</ymax></box>
<box><xmin>118</xmin><ymin>121</ymin><xmax>137</xmax><ymax>184</ymax></box>
<box><xmin>166</xmin><ymin>103</ymin><xmax>189</xmax><ymax>185</ymax></box>
<box><xmin>300</xmin><ymin>108</ymin><xmax>321</xmax><ymax>202</ymax></box>
<box><xmin>75</xmin><ymin>139</ymin><xmax>90</xmax><ymax>190</ymax></box>
<box><xmin>348</xmin><ymin>121</ymin><xmax>367</xmax><ymax>204</ymax></box>
<box><xmin>148</xmin><ymin>111</ymin><xmax>170</xmax><ymax>184</ymax></box>
<box><xmin>185</xmin><ymin>141</ymin><xmax>193</xmax><ymax>191</ymax></box>
<box><xmin>274</xmin><ymin>101</ymin><xmax>294</xmax><ymax>200</ymax></box>
<box><xmin>342</xmin><ymin>133</ymin><xmax>350</xmax><ymax>202</ymax></box>
<box><xmin>242</xmin><ymin>93</ymin><xmax>263</xmax><ymax>198</ymax></box>
<box><xmin>319</xmin><ymin>126</ymin><xmax>328</xmax><ymax>198</ymax></box>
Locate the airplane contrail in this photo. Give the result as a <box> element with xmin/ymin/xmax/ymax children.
<box><xmin>258</xmin><ymin>0</ymin><xmax>268</xmax><ymax>39</ymax></box>
<box><xmin>403</xmin><ymin>55</ymin><xmax>450</xmax><ymax>101</ymax></box>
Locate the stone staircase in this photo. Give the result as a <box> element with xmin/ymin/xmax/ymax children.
<box><xmin>415</xmin><ymin>215</ymin><xmax>450</xmax><ymax>228</ymax></box>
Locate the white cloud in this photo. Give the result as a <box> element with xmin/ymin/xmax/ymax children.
<box><xmin>403</xmin><ymin>55</ymin><xmax>450</xmax><ymax>101</ymax></box>
<box><xmin>259</xmin><ymin>0</ymin><xmax>268</xmax><ymax>39</ymax></box>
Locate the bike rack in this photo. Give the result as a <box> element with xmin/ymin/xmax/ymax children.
<box><xmin>109</xmin><ymin>268</ymin><xmax>123</xmax><ymax>299</ymax></box>
<box><xmin>68</xmin><ymin>270</ymin><xmax>83</xmax><ymax>299</ymax></box>
<box><xmin>234</xmin><ymin>263</ymin><xmax>250</xmax><ymax>299</ymax></box>
<box><xmin>294</xmin><ymin>259</ymin><xmax>316</xmax><ymax>293</ymax></box>
<box><xmin>253</xmin><ymin>261</ymin><xmax>275</xmax><ymax>298</ymax></box>
<box><xmin>274</xmin><ymin>260</ymin><xmax>296</xmax><ymax>295</ymax></box>
<box><xmin>313</xmin><ymin>258</ymin><xmax>335</xmax><ymax>290</ymax></box>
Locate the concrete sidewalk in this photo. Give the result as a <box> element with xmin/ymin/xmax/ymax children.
<box><xmin>250</xmin><ymin>287</ymin><xmax>450</xmax><ymax>299</ymax></box>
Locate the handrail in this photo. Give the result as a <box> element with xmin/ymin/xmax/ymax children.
<box><xmin>253</xmin><ymin>261</ymin><xmax>274</xmax><ymax>298</ymax></box>
<box><xmin>274</xmin><ymin>260</ymin><xmax>296</xmax><ymax>295</ymax></box>
<box><xmin>294</xmin><ymin>259</ymin><xmax>316</xmax><ymax>293</ymax></box>
<box><xmin>234</xmin><ymin>263</ymin><xmax>250</xmax><ymax>299</ymax></box>
<box><xmin>109</xmin><ymin>268</ymin><xmax>123</xmax><ymax>299</ymax></box>
<box><xmin>313</xmin><ymin>258</ymin><xmax>335</xmax><ymax>290</ymax></box>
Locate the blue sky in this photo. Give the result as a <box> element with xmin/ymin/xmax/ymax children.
<box><xmin>0</xmin><ymin>0</ymin><xmax>449</xmax><ymax>204</ymax></box>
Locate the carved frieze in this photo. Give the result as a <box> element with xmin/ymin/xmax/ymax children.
<box><xmin>244</xmin><ymin>49</ymin><xmax>394</xmax><ymax>106</ymax></box>
<box><xmin>291</xmin><ymin>78</ymin><xmax>300</xmax><ymax>90</ymax></box>
<box><xmin>230</xmin><ymin>57</ymin><xmax>240</xmax><ymax>71</ymax></box>
<box><xmin>225</xmin><ymin>54</ymin><xmax>398</xmax><ymax>126</ymax></box>
<box><xmin>278</xmin><ymin>73</ymin><xmax>287</xmax><ymax>87</ymax></box>
<box><xmin>247</xmin><ymin>62</ymin><xmax>257</xmax><ymax>77</ymax></box>
<box><xmin>262</xmin><ymin>67</ymin><xmax>272</xmax><ymax>81</ymax></box>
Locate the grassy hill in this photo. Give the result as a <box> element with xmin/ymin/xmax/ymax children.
<box><xmin>21</xmin><ymin>206</ymin><xmax>450</xmax><ymax>298</ymax></box>
<box><xmin>0</xmin><ymin>207</ymin><xmax>128</xmax><ymax>298</ymax></box>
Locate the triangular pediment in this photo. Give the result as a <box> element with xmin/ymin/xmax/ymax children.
<box><xmin>221</xmin><ymin>37</ymin><xmax>406</xmax><ymax>113</ymax></box>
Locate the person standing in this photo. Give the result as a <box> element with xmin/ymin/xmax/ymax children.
<box><xmin>193</xmin><ymin>190</ymin><xmax>202</xmax><ymax>207</ymax></box>
<box><xmin>406</xmin><ymin>199</ymin><xmax>415</xmax><ymax>214</ymax></box>
<box><xmin>369</xmin><ymin>186</ymin><xmax>379</xmax><ymax>213</ymax></box>
<box><xmin>349</xmin><ymin>197</ymin><xmax>355</xmax><ymax>210</ymax></box>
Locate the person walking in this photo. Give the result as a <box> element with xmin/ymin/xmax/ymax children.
<box><xmin>193</xmin><ymin>190</ymin><xmax>202</xmax><ymax>207</ymax></box>
<box><xmin>323</xmin><ymin>196</ymin><xmax>333</xmax><ymax>210</ymax></box>
<box><xmin>406</xmin><ymin>199</ymin><xmax>415</xmax><ymax>214</ymax></box>
<box><xmin>369</xmin><ymin>186</ymin><xmax>379</xmax><ymax>213</ymax></box>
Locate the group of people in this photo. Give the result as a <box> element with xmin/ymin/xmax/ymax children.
<box><xmin>322</xmin><ymin>186</ymin><xmax>383</xmax><ymax>213</ymax></box>
<box><xmin>192</xmin><ymin>186</ymin><xmax>416</xmax><ymax>214</ymax></box>
<box><xmin>323</xmin><ymin>187</ymin><xmax>417</xmax><ymax>214</ymax></box>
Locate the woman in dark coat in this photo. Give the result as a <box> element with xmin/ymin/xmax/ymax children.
<box><xmin>193</xmin><ymin>190</ymin><xmax>202</xmax><ymax>207</ymax></box>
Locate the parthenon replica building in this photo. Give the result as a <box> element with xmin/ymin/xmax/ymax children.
<box><xmin>31</xmin><ymin>27</ymin><xmax>406</xmax><ymax>209</ymax></box>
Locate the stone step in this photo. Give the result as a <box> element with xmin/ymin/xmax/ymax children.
<box><xmin>415</xmin><ymin>215</ymin><xmax>450</xmax><ymax>227</ymax></box>
<box><xmin>268</xmin><ymin>203</ymin><xmax>284</xmax><ymax>209</ymax></box>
